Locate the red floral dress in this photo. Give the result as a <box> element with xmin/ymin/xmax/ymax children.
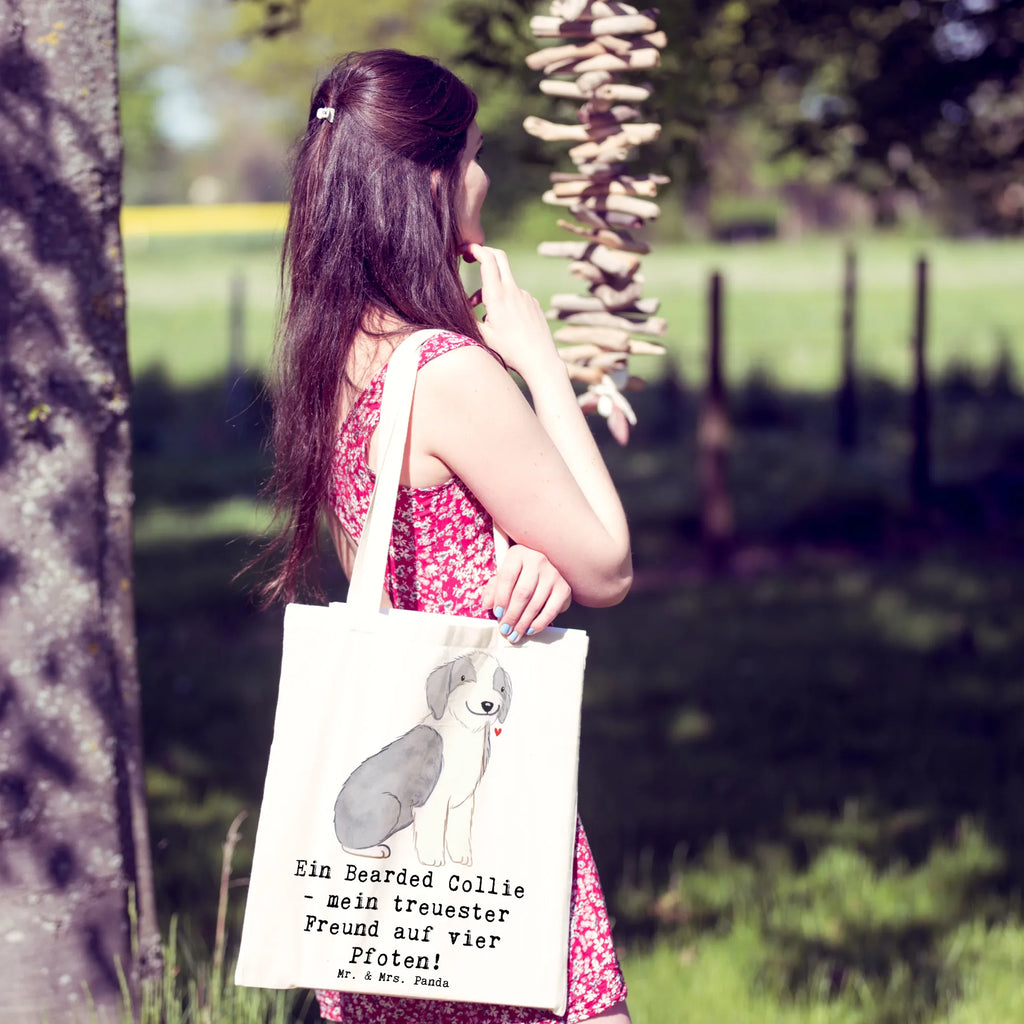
<box><xmin>320</xmin><ymin>330</ymin><xmax>627</xmax><ymax>1024</ymax></box>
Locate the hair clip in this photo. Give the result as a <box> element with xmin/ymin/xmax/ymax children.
<box><xmin>315</xmin><ymin>107</ymin><xmax>335</xmax><ymax>124</ymax></box>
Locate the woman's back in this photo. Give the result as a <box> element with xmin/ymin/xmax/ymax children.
<box><xmin>331</xmin><ymin>330</ymin><xmax>496</xmax><ymax>616</ymax></box>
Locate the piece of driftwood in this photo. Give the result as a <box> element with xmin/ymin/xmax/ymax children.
<box><xmin>569</xmin><ymin>262</ymin><xmax>645</xmax><ymax>290</ymax></box>
<box><xmin>591</xmin><ymin>279</ymin><xmax>645</xmax><ymax>310</ymax></box>
<box><xmin>599</xmin><ymin>29</ymin><xmax>667</xmax><ymax>53</ymax></box>
<box><xmin>538</xmin><ymin>79</ymin><xmax>593</xmax><ymax>100</ymax></box>
<box><xmin>569</xmin><ymin>48</ymin><xmax>661</xmax><ymax>73</ymax></box>
<box><xmin>567</xmin><ymin>200</ymin><xmax>642</xmax><ymax>228</ymax></box>
<box><xmin>551</xmin><ymin>170</ymin><xmax>669</xmax><ymax>186</ymax></box>
<box><xmin>539</xmin><ymin>77</ymin><xmax>654</xmax><ymax>105</ymax></box>
<box><xmin>556</xmin><ymin>218</ymin><xmax>650</xmax><ymax>254</ymax></box>
<box><xmin>526</xmin><ymin>117</ymin><xmax>660</xmax><ymax>146</ymax></box>
<box><xmin>551</xmin><ymin>175</ymin><xmax>663</xmax><ymax>198</ymax></box>
<box><xmin>552</xmin><ymin>179</ymin><xmax>607</xmax><ymax>195</ymax></box>
<box><xmin>558</xmin><ymin>342</ymin><xmax>612</xmax><ymax>362</ymax></box>
<box><xmin>625</xmin><ymin>338</ymin><xmax>666</xmax><ymax>355</ymax></box>
<box><xmin>566</xmin><ymin>362</ymin><xmax>606</xmax><ymax>385</ymax></box>
<box><xmin>551</xmin><ymin>199</ymin><xmax>657</xmax><ymax>231</ymax></box>
<box><xmin>524</xmin><ymin>116</ymin><xmax>661</xmax><ymax>145</ymax></box>
<box><xmin>579</xmin><ymin>103</ymin><xmax>643</xmax><ymax>124</ymax></box>
<box><xmin>526</xmin><ymin>40</ymin><xmax>605</xmax><ymax>71</ymax></box>
<box><xmin>575</xmin><ymin>70</ymin><xmax>614</xmax><ymax>93</ymax></box>
<box><xmin>544</xmin><ymin>190</ymin><xmax>591</xmax><ymax>207</ymax></box>
<box><xmin>600</xmin><ymin>208</ymin><xmax>645</xmax><ymax>228</ymax></box>
<box><xmin>553</xmin><ymin>336</ymin><xmax>666</xmax><ymax>358</ymax></box>
<box><xmin>567</xmin><ymin>260</ymin><xmax>608</xmax><ymax>285</ymax></box>
<box><xmin>550</xmin><ymin>293</ymin><xmax>660</xmax><ymax>315</ymax></box>
<box><xmin>595</xmin><ymin>81</ymin><xmax>653</xmax><ymax>102</ymax></box>
<box><xmin>576</xmin><ymin>193</ymin><xmax>661</xmax><ymax>219</ymax></box>
<box><xmin>536</xmin><ymin>41</ymin><xmax>664</xmax><ymax>75</ymax></box>
<box><xmin>554</xmin><ymin>325</ymin><xmax>631</xmax><ymax>349</ymax></box>
<box><xmin>526</xmin><ymin>31</ymin><xmax>665</xmax><ymax>71</ymax></box>
<box><xmin>560</xmin><ymin>205</ymin><xmax>616</xmax><ymax>231</ymax></box>
<box><xmin>555</xmin><ymin>336</ymin><xmax>666</xmax><ymax>359</ymax></box>
<box><xmin>577</xmin><ymin>371</ymin><xmax>639</xmax><ymax>446</ymax></box>
<box><xmin>525</xmin><ymin>117</ymin><xmax>614</xmax><ymax>143</ymax></box>
<box><xmin>568</xmin><ymin>123</ymin><xmax>660</xmax><ymax>163</ymax></box>
<box><xmin>547</xmin><ymin>184</ymin><xmax>660</xmax><ymax>205</ymax></box>
<box><xmin>574</xmin><ymin>160</ymin><xmax>635</xmax><ymax>180</ymax></box>
<box><xmin>530</xmin><ymin>11</ymin><xmax>659</xmax><ymax>38</ymax></box>
<box><xmin>538</xmin><ymin>240</ymin><xmax>640</xmax><ymax>277</ymax></box>
<box><xmin>550</xmin><ymin>310</ymin><xmax>667</xmax><ymax>336</ymax></box>
<box><xmin>587</xmin><ymin>350</ymin><xmax>632</xmax><ymax>371</ymax></box>
<box><xmin>541</xmin><ymin>191</ymin><xmax>662</xmax><ymax>224</ymax></box>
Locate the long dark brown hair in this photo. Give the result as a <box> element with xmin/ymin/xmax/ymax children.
<box><xmin>259</xmin><ymin>49</ymin><xmax>482</xmax><ymax>604</ymax></box>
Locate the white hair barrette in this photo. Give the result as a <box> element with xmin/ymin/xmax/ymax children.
<box><xmin>315</xmin><ymin>107</ymin><xmax>335</xmax><ymax>124</ymax></box>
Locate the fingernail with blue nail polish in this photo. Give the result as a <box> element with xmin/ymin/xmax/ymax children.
<box><xmin>493</xmin><ymin>606</ymin><xmax>504</xmax><ymax>618</ymax></box>
<box><xmin>526</xmin><ymin>627</ymin><xmax>535</xmax><ymax>635</ymax></box>
<box><xmin>509</xmin><ymin>631</ymin><xmax>519</xmax><ymax>643</ymax></box>
<box><xmin>500</xmin><ymin>623</ymin><xmax>511</xmax><ymax>636</ymax></box>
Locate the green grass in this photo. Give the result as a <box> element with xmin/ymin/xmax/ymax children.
<box><xmin>134</xmin><ymin>497</ymin><xmax>272</xmax><ymax>547</ymax></box>
<box><xmin>620</xmin><ymin>900</ymin><xmax>1024</xmax><ymax>1024</ymax></box>
<box><xmin>124</xmin><ymin>234</ymin><xmax>282</xmax><ymax>385</ymax></box>
<box><xmin>645</xmin><ymin>236</ymin><xmax>1024</xmax><ymax>388</ymax></box>
<box><xmin>115</xmin><ymin>916</ymin><xmax>314</xmax><ymax>1023</ymax></box>
<box><xmin>476</xmin><ymin>233</ymin><xmax>1024</xmax><ymax>389</ymax></box>
<box><xmin>621</xmin><ymin>926</ymin><xmax>866</xmax><ymax>1024</ymax></box>
<box><xmin>124</xmin><ymin>229</ymin><xmax>1024</xmax><ymax>1023</ymax></box>
<box><xmin>125</xmin><ymin>232</ymin><xmax>1024</xmax><ymax>391</ymax></box>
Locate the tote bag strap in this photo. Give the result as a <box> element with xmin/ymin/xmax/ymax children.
<box><xmin>347</xmin><ymin>328</ymin><xmax>434</xmax><ymax>616</ymax></box>
<box><xmin>346</xmin><ymin>329</ymin><xmax>511</xmax><ymax>616</ymax></box>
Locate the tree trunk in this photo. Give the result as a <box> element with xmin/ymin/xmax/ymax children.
<box><xmin>0</xmin><ymin>1</ymin><xmax>160</xmax><ymax>1021</ymax></box>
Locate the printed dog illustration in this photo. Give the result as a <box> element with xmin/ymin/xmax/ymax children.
<box><xmin>334</xmin><ymin>651</ymin><xmax>511</xmax><ymax>866</ymax></box>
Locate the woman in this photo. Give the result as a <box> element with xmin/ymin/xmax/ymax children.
<box><xmin>263</xmin><ymin>49</ymin><xmax>633</xmax><ymax>1024</ymax></box>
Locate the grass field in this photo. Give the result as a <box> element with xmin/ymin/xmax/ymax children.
<box><xmin>124</xmin><ymin>232</ymin><xmax>1024</xmax><ymax>390</ymax></box>
<box><xmin>125</xmin><ymin>229</ymin><xmax>1024</xmax><ymax>1023</ymax></box>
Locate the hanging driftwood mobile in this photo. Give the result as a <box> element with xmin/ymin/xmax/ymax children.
<box><xmin>525</xmin><ymin>0</ymin><xmax>668</xmax><ymax>444</ymax></box>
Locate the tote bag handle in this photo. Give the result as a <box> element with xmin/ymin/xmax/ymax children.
<box><xmin>346</xmin><ymin>329</ymin><xmax>434</xmax><ymax>616</ymax></box>
<box><xmin>346</xmin><ymin>329</ymin><xmax>510</xmax><ymax>617</ymax></box>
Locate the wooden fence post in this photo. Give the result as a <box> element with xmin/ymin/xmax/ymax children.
<box><xmin>228</xmin><ymin>270</ymin><xmax>246</xmax><ymax>379</ymax></box>
<box><xmin>225</xmin><ymin>271</ymin><xmax>253</xmax><ymax>442</ymax></box>
<box><xmin>837</xmin><ymin>245</ymin><xmax>858</xmax><ymax>451</ymax></box>
<box><xmin>910</xmin><ymin>255</ymin><xmax>931</xmax><ymax>508</ymax></box>
<box><xmin>698</xmin><ymin>271</ymin><xmax>733</xmax><ymax>569</ymax></box>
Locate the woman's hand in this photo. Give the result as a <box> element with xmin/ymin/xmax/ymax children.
<box><xmin>481</xmin><ymin>544</ymin><xmax>572</xmax><ymax>643</ymax></box>
<box><xmin>465</xmin><ymin>242</ymin><xmax>563</xmax><ymax>382</ymax></box>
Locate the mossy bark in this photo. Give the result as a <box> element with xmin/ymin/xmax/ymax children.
<box><xmin>0</xmin><ymin>1</ymin><xmax>160</xmax><ymax>1019</ymax></box>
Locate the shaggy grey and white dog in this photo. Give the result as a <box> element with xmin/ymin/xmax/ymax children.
<box><xmin>334</xmin><ymin>651</ymin><xmax>511</xmax><ymax>866</ymax></box>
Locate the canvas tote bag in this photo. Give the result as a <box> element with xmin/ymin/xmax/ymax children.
<box><xmin>235</xmin><ymin>330</ymin><xmax>588</xmax><ymax>1015</ymax></box>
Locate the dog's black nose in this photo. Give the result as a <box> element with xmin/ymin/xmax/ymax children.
<box><xmin>480</xmin><ymin>701</ymin><xmax>494</xmax><ymax>714</ymax></box>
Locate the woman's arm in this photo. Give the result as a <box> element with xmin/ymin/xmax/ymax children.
<box><xmin>410</xmin><ymin>245</ymin><xmax>633</xmax><ymax>610</ymax></box>
<box><xmin>327</xmin><ymin>502</ymin><xmax>564</xmax><ymax>637</ymax></box>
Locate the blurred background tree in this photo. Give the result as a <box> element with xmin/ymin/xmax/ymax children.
<box><xmin>123</xmin><ymin>0</ymin><xmax>1023</xmax><ymax>235</ymax></box>
<box><xmin>120</xmin><ymin>13</ymin><xmax>181</xmax><ymax>203</ymax></box>
<box><xmin>122</xmin><ymin>0</ymin><xmax>480</xmax><ymax>204</ymax></box>
<box><xmin>698</xmin><ymin>0</ymin><xmax>1024</xmax><ymax>234</ymax></box>
<box><xmin>447</xmin><ymin>0</ymin><xmax>1024</xmax><ymax>235</ymax></box>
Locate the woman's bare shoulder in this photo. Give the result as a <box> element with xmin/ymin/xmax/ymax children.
<box><xmin>415</xmin><ymin>338</ymin><xmax>521</xmax><ymax>416</ymax></box>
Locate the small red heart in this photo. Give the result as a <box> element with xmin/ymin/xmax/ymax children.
<box><xmin>494</xmin><ymin>727</ymin><xmax>502</xmax><ymax>737</ymax></box>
